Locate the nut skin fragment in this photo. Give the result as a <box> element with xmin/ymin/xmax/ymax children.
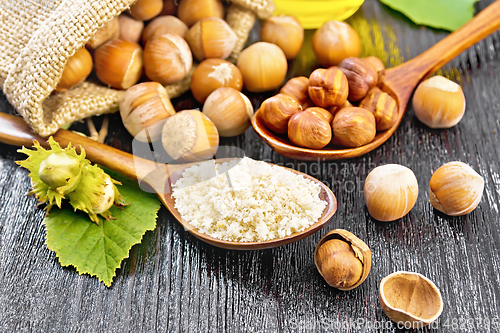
<box><xmin>308</xmin><ymin>67</ymin><xmax>349</xmax><ymax>108</ymax></box>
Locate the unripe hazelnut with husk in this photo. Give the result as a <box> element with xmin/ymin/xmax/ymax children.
<box><xmin>308</xmin><ymin>67</ymin><xmax>349</xmax><ymax>108</ymax></box>
<box><xmin>144</xmin><ymin>34</ymin><xmax>192</xmax><ymax>85</ymax></box>
<box><xmin>288</xmin><ymin>108</ymin><xmax>332</xmax><ymax>149</ymax></box>
<box><xmin>94</xmin><ymin>39</ymin><xmax>143</xmax><ymax>90</ymax></box>
<box><xmin>429</xmin><ymin>161</ymin><xmax>484</xmax><ymax>216</ymax></box>
<box><xmin>129</xmin><ymin>0</ymin><xmax>163</xmax><ymax>21</ymax></box>
<box><xmin>141</xmin><ymin>15</ymin><xmax>188</xmax><ymax>44</ymax></box>
<box><xmin>191</xmin><ymin>58</ymin><xmax>243</xmax><ymax>103</ymax></box>
<box><xmin>55</xmin><ymin>48</ymin><xmax>93</xmax><ymax>92</ymax></box>
<box><xmin>280</xmin><ymin>76</ymin><xmax>313</xmax><ymax>109</ymax></box>
<box><xmin>360</xmin><ymin>90</ymin><xmax>398</xmax><ymax>131</ymax></box>
<box><xmin>413</xmin><ymin>76</ymin><xmax>466</xmax><ymax>129</ymax></box>
<box><xmin>118</xmin><ymin>15</ymin><xmax>144</xmax><ymax>43</ymax></box>
<box><xmin>202</xmin><ymin>87</ymin><xmax>254</xmax><ymax>137</ymax></box>
<box><xmin>260</xmin><ymin>15</ymin><xmax>304</xmax><ymax>60</ymax></box>
<box><xmin>91</xmin><ymin>175</ymin><xmax>116</xmax><ymax>215</ymax></box>
<box><xmin>332</xmin><ymin>107</ymin><xmax>376</xmax><ymax>148</ymax></box>
<box><xmin>312</xmin><ymin>20</ymin><xmax>361</xmax><ymax>67</ymax></box>
<box><xmin>185</xmin><ymin>17</ymin><xmax>237</xmax><ymax>62</ymax></box>
<box><xmin>161</xmin><ymin>110</ymin><xmax>219</xmax><ymax>162</ymax></box>
<box><xmin>38</xmin><ymin>153</ymin><xmax>82</xmax><ymax>191</ymax></box>
<box><xmin>86</xmin><ymin>17</ymin><xmax>119</xmax><ymax>50</ymax></box>
<box><xmin>339</xmin><ymin>57</ymin><xmax>378</xmax><ymax>101</ymax></box>
<box><xmin>120</xmin><ymin>82</ymin><xmax>176</xmax><ymax>142</ymax></box>
<box><xmin>364</xmin><ymin>164</ymin><xmax>419</xmax><ymax>222</ymax></box>
<box><xmin>260</xmin><ymin>94</ymin><xmax>303</xmax><ymax>134</ymax></box>
<box><xmin>314</xmin><ymin>229</ymin><xmax>372</xmax><ymax>290</ymax></box>
<box><xmin>237</xmin><ymin>42</ymin><xmax>288</xmax><ymax>93</ymax></box>
<box><xmin>177</xmin><ymin>0</ymin><xmax>224</xmax><ymax>27</ymax></box>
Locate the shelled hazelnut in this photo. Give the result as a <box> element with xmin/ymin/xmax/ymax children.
<box><xmin>280</xmin><ymin>76</ymin><xmax>313</xmax><ymax>109</ymax></box>
<box><xmin>332</xmin><ymin>107</ymin><xmax>376</xmax><ymax>148</ymax></box>
<box><xmin>308</xmin><ymin>67</ymin><xmax>349</xmax><ymax>108</ymax></box>
<box><xmin>364</xmin><ymin>164</ymin><xmax>418</xmax><ymax>222</ymax></box>
<box><xmin>360</xmin><ymin>90</ymin><xmax>398</xmax><ymax>131</ymax></box>
<box><xmin>94</xmin><ymin>39</ymin><xmax>143</xmax><ymax>90</ymax></box>
<box><xmin>413</xmin><ymin>76</ymin><xmax>466</xmax><ymax>129</ymax></box>
<box><xmin>142</xmin><ymin>15</ymin><xmax>188</xmax><ymax>44</ymax></box>
<box><xmin>191</xmin><ymin>58</ymin><xmax>243</xmax><ymax>103</ymax></box>
<box><xmin>55</xmin><ymin>48</ymin><xmax>93</xmax><ymax>92</ymax></box>
<box><xmin>339</xmin><ymin>57</ymin><xmax>378</xmax><ymax>101</ymax></box>
<box><xmin>328</xmin><ymin>100</ymin><xmax>353</xmax><ymax>118</ymax></box>
<box><xmin>161</xmin><ymin>110</ymin><xmax>219</xmax><ymax>162</ymax></box>
<box><xmin>119</xmin><ymin>82</ymin><xmax>176</xmax><ymax>142</ymax></box>
<box><xmin>288</xmin><ymin>108</ymin><xmax>332</xmax><ymax>149</ymax></box>
<box><xmin>86</xmin><ymin>17</ymin><xmax>119</xmax><ymax>50</ymax></box>
<box><xmin>260</xmin><ymin>94</ymin><xmax>303</xmax><ymax>134</ymax></box>
<box><xmin>237</xmin><ymin>42</ymin><xmax>288</xmax><ymax>93</ymax></box>
<box><xmin>260</xmin><ymin>15</ymin><xmax>304</xmax><ymax>60</ymax></box>
<box><xmin>185</xmin><ymin>17</ymin><xmax>237</xmax><ymax>61</ymax></box>
<box><xmin>177</xmin><ymin>0</ymin><xmax>224</xmax><ymax>27</ymax></box>
<box><xmin>129</xmin><ymin>0</ymin><xmax>163</xmax><ymax>21</ymax></box>
<box><xmin>143</xmin><ymin>34</ymin><xmax>192</xmax><ymax>85</ymax></box>
<box><xmin>117</xmin><ymin>15</ymin><xmax>144</xmax><ymax>44</ymax></box>
<box><xmin>312</xmin><ymin>20</ymin><xmax>361</xmax><ymax>67</ymax></box>
<box><xmin>202</xmin><ymin>87</ymin><xmax>254</xmax><ymax>137</ymax></box>
<box><xmin>306</xmin><ymin>107</ymin><xmax>333</xmax><ymax>124</ymax></box>
<box><xmin>429</xmin><ymin>161</ymin><xmax>484</xmax><ymax>216</ymax></box>
<box><xmin>363</xmin><ymin>56</ymin><xmax>386</xmax><ymax>85</ymax></box>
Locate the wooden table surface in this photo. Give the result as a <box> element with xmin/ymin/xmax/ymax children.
<box><xmin>1</xmin><ymin>0</ymin><xmax>500</xmax><ymax>332</ymax></box>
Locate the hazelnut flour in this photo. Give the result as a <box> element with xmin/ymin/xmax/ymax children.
<box><xmin>172</xmin><ymin>157</ymin><xmax>327</xmax><ymax>242</ymax></box>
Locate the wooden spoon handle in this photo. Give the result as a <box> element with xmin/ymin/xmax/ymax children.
<box><xmin>384</xmin><ymin>0</ymin><xmax>500</xmax><ymax>102</ymax></box>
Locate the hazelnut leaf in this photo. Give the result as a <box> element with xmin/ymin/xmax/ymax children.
<box><xmin>379</xmin><ymin>0</ymin><xmax>479</xmax><ymax>31</ymax></box>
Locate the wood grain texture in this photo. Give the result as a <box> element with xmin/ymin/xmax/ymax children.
<box><xmin>1</xmin><ymin>0</ymin><xmax>500</xmax><ymax>332</ymax></box>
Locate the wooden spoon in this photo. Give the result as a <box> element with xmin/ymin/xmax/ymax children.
<box><xmin>0</xmin><ymin>112</ymin><xmax>337</xmax><ymax>250</ymax></box>
<box><xmin>252</xmin><ymin>0</ymin><xmax>500</xmax><ymax>161</ymax></box>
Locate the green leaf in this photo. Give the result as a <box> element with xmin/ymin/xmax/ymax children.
<box><xmin>44</xmin><ymin>169</ymin><xmax>161</xmax><ymax>287</ymax></box>
<box><xmin>379</xmin><ymin>0</ymin><xmax>479</xmax><ymax>31</ymax></box>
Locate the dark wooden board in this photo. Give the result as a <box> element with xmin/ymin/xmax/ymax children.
<box><xmin>1</xmin><ymin>0</ymin><xmax>500</xmax><ymax>332</ymax></box>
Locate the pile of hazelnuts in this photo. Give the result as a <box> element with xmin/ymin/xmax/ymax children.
<box><xmin>259</xmin><ymin>55</ymin><xmax>397</xmax><ymax>149</ymax></box>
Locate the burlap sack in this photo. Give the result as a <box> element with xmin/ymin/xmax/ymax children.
<box><xmin>0</xmin><ymin>0</ymin><xmax>274</xmax><ymax>137</ymax></box>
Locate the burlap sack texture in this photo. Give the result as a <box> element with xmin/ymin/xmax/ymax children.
<box><xmin>0</xmin><ymin>0</ymin><xmax>275</xmax><ymax>138</ymax></box>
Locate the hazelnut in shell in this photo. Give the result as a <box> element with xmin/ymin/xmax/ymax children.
<box><xmin>129</xmin><ymin>0</ymin><xmax>163</xmax><ymax>21</ymax></box>
<box><xmin>364</xmin><ymin>164</ymin><xmax>418</xmax><ymax>222</ymax></box>
<box><xmin>314</xmin><ymin>229</ymin><xmax>371</xmax><ymax>290</ymax></box>
<box><xmin>142</xmin><ymin>15</ymin><xmax>188</xmax><ymax>44</ymax></box>
<box><xmin>144</xmin><ymin>34</ymin><xmax>193</xmax><ymax>85</ymax></box>
<box><xmin>117</xmin><ymin>15</ymin><xmax>144</xmax><ymax>44</ymax></box>
<box><xmin>86</xmin><ymin>17</ymin><xmax>119</xmax><ymax>50</ymax></box>
<box><xmin>177</xmin><ymin>0</ymin><xmax>224</xmax><ymax>28</ymax></box>
<box><xmin>94</xmin><ymin>39</ymin><xmax>143</xmax><ymax>90</ymax></box>
<box><xmin>380</xmin><ymin>271</ymin><xmax>443</xmax><ymax>328</ymax></box>
<box><xmin>202</xmin><ymin>87</ymin><xmax>254</xmax><ymax>137</ymax></box>
<box><xmin>55</xmin><ymin>48</ymin><xmax>93</xmax><ymax>92</ymax></box>
<box><xmin>260</xmin><ymin>94</ymin><xmax>303</xmax><ymax>134</ymax></box>
<box><xmin>332</xmin><ymin>107</ymin><xmax>376</xmax><ymax>148</ymax></box>
<box><xmin>119</xmin><ymin>82</ymin><xmax>176</xmax><ymax>142</ymax></box>
<box><xmin>288</xmin><ymin>109</ymin><xmax>332</xmax><ymax>149</ymax></box>
<box><xmin>339</xmin><ymin>57</ymin><xmax>378</xmax><ymax>101</ymax></box>
<box><xmin>237</xmin><ymin>42</ymin><xmax>288</xmax><ymax>93</ymax></box>
<box><xmin>280</xmin><ymin>76</ymin><xmax>313</xmax><ymax>109</ymax></box>
<box><xmin>161</xmin><ymin>110</ymin><xmax>219</xmax><ymax>162</ymax></box>
<box><xmin>191</xmin><ymin>58</ymin><xmax>243</xmax><ymax>103</ymax></box>
<box><xmin>308</xmin><ymin>67</ymin><xmax>349</xmax><ymax>108</ymax></box>
<box><xmin>363</xmin><ymin>56</ymin><xmax>386</xmax><ymax>85</ymax></box>
<box><xmin>412</xmin><ymin>76</ymin><xmax>466</xmax><ymax>129</ymax></box>
<box><xmin>360</xmin><ymin>90</ymin><xmax>398</xmax><ymax>131</ymax></box>
<box><xmin>260</xmin><ymin>15</ymin><xmax>304</xmax><ymax>60</ymax></box>
<box><xmin>312</xmin><ymin>21</ymin><xmax>361</xmax><ymax>67</ymax></box>
<box><xmin>185</xmin><ymin>17</ymin><xmax>237</xmax><ymax>62</ymax></box>
<box><xmin>429</xmin><ymin>161</ymin><xmax>484</xmax><ymax>216</ymax></box>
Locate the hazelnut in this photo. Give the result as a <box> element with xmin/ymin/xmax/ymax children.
<box><xmin>237</xmin><ymin>42</ymin><xmax>288</xmax><ymax>93</ymax></box>
<box><xmin>413</xmin><ymin>76</ymin><xmax>466</xmax><ymax>129</ymax></box>
<box><xmin>119</xmin><ymin>82</ymin><xmax>176</xmax><ymax>142</ymax></box>
<box><xmin>314</xmin><ymin>229</ymin><xmax>371</xmax><ymax>290</ymax></box>
<box><xmin>280</xmin><ymin>76</ymin><xmax>313</xmax><ymax>109</ymax></box>
<box><xmin>328</xmin><ymin>100</ymin><xmax>353</xmax><ymax>118</ymax></box>
<box><xmin>359</xmin><ymin>90</ymin><xmax>398</xmax><ymax>131</ymax></box>
<box><xmin>332</xmin><ymin>107</ymin><xmax>376</xmax><ymax>148</ymax></box>
<box><xmin>160</xmin><ymin>0</ymin><xmax>178</xmax><ymax>15</ymax></box>
<box><xmin>86</xmin><ymin>17</ymin><xmax>119</xmax><ymax>50</ymax></box>
<box><xmin>429</xmin><ymin>161</ymin><xmax>484</xmax><ymax>216</ymax></box>
<box><xmin>55</xmin><ymin>48</ymin><xmax>93</xmax><ymax>92</ymax></box>
<box><xmin>94</xmin><ymin>39</ymin><xmax>143</xmax><ymax>90</ymax></box>
<box><xmin>288</xmin><ymin>109</ymin><xmax>332</xmax><ymax>149</ymax></box>
<box><xmin>142</xmin><ymin>15</ymin><xmax>188</xmax><ymax>44</ymax></box>
<box><xmin>308</xmin><ymin>67</ymin><xmax>349</xmax><ymax>108</ymax></box>
<box><xmin>260</xmin><ymin>94</ymin><xmax>303</xmax><ymax>134</ymax></box>
<box><xmin>380</xmin><ymin>271</ymin><xmax>443</xmax><ymax>328</ymax></box>
<box><xmin>260</xmin><ymin>15</ymin><xmax>304</xmax><ymax>60</ymax></box>
<box><xmin>339</xmin><ymin>57</ymin><xmax>378</xmax><ymax>101</ymax></box>
<box><xmin>364</xmin><ymin>164</ymin><xmax>418</xmax><ymax>222</ymax></box>
<box><xmin>117</xmin><ymin>15</ymin><xmax>144</xmax><ymax>44</ymax></box>
<box><xmin>129</xmin><ymin>0</ymin><xmax>163</xmax><ymax>21</ymax></box>
<box><xmin>191</xmin><ymin>58</ymin><xmax>243</xmax><ymax>103</ymax></box>
<box><xmin>185</xmin><ymin>17</ymin><xmax>237</xmax><ymax>62</ymax></box>
<box><xmin>363</xmin><ymin>56</ymin><xmax>386</xmax><ymax>85</ymax></box>
<box><xmin>177</xmin><ymin>0</ymin><xmax>224</xmax><ymax>27</ymax></box>
<box><xmin>312</xmin><ymin>21</ymin><xmax>361</xmax><ymax>67</ymax></box>
<box><xmin>305</xmin><ymin>107</ymin><xmax>333</xmax><ymax>124</ymax></box>
<box><xmin>202</xmin><ymin>87</ymin><xmax>254</xmax><ymax>137</ymax></box>
<box><xmin>143</xmin><ymin>34</ymin><xmax>193</xmax><ymax>85</ymax></box>
<box><xmin>161</xmin><ymin>110</ymin><xmax>219</xmax><ymax>162</ymax></box>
